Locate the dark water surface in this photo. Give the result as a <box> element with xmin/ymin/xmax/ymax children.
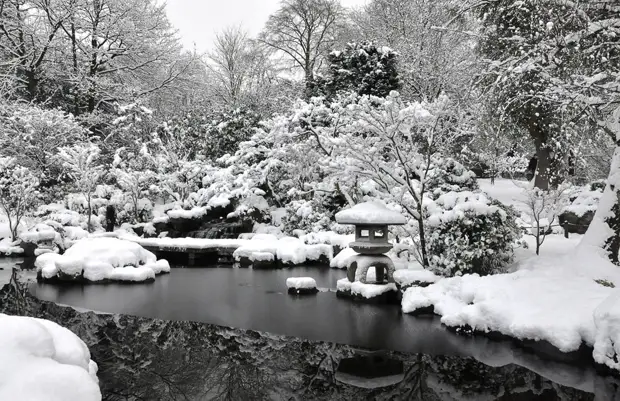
<box><xmin>20</xmin><ymin>264</ymin><xmax>620</xmax><ymax>399</ymax></box>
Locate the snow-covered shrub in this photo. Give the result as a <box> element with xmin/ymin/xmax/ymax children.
<box><xmin>562</xmin><ymin>181</ymin><xmax>604</xmax><ymax>218</ymax></box>
<box><xmin>0</xmin><ymin>157</ymin><xmax>41</xmax><ymax>239</ymax></box>
<box><xmin>0</xmin><ymin>101</ymin><xmax>86</xmax><ymax>199</ymax></box>
<box><xmin>281</xmin><ymin>199</ymin><xmax>333</xmax><ymax>234</ymax></box>
<box><xmin>426</xmin><ymin>158</ymin><xmax>478</xmax><ymax>196</ymax></box>
<box><xmin>202</xmin><ymin>108</ymin><xmax>262</xmax><ymax>160</ymax></box>
<box><xmin>426</xmin><ymin>191</ymin><xmax>520</xmax><ymax>277</ymax></box>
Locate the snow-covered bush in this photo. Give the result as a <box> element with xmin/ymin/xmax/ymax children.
<box><xmin>0</xmin><ymin>101</ymin><xmax>86</xmax><ymax>199</ymax></box>
<box><xmin>202</xmin><ymin>108</ymin><xmax>262</xmax><ymax>159</ymax></box>
<box><xmin>57</xmin><ymin>144</ymin><xmax>105</xmax><ymax>232</ymax></box>
<box><xmin>562</xmin><ymin>181</ymin><xmax>604</xmax><ymax>218</ymax></box>
<box><xmin>426</xmin><ymin>158</ymin><xmax>479</xmax><ymax>196</ymax></box>
<box><xmin>0</xmin><ymin>157</ymin><xmax>41</xmax><ymax>239</ymax></box>
<box><xmin>426</xmin><ymin>191</ymin><xmax>520</xmax><ymax>277</ymax></box>
<box><xmin>281</xmin><ymin>199</ymin><xmax>333</xmax><ymax>234</ymax></box>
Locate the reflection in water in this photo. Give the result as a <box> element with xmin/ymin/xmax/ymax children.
<box><xmin>2</xmin><ymin>264</ymin><xmax>619</xmax><ymax>399</ymax></box>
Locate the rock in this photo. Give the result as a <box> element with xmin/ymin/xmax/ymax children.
<box><xmin>286</xmin><ymin>277</ymin><xmax>318</xmax><ymax>295</ymax></box>
<box><xmin>287</xmin><ymin>287</ymin><xmax>319</xmax><ymax>295</ymax></box>
<box><xmin>559</xmin><ymin>211</ymin><xmax>595</xmax><ymax>234</ymax></box>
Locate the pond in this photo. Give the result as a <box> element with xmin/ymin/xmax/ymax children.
<box><xmin>8</xmin><ymin>261</ymin><xmax>620</xmax><ymax>399</ymax></box>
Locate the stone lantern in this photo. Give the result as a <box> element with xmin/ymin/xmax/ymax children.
<box><xmin>335</xmin><ymin>202</ymin><xmax>406</xmax><ymax>284</ymax></box>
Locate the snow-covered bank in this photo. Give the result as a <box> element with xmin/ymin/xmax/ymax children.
<box><xmin>36</xmin><ymin>237</ymin><xmax>170</xmax><ymax>283</ymax></box>
<box><xmin>0</xmin><ymin>314</ymin><xmax>101</xmax><ymax>400</ymax></box>
<box><xmin>402</xmin><ymin>235</ymin><xmax>620</xmax><ymax>370</ymax></box>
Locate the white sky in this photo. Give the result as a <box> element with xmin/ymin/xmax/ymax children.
<box><xmin>165</xmin><ymin>0</ymin><xmax>367</xmax><ymax>53</ymax></box>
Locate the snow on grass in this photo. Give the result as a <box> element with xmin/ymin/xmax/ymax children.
<box><xmin>402</xmin><ymin>233</ymin><xmax>620</xmax><ymax>366</ymax></box>
<box><xmin>35</xmin><ymin>237</ymin><xmax>169</xmax><ymax>283</ymax></box>
<box><xmin>0</xmin><ymin>314</ymin><xmax>100</xmax><ymax>400</ymax></box>
<box><xmin>286</xmin><ymin>277</ymin><xmax>317</xmax><ymax>289</ymax></box>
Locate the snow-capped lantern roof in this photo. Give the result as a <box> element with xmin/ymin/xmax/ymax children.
<box><xmin>335</xmin><ymin>202</ymin><xmax>406</xmax><ymax>226</ymax></box>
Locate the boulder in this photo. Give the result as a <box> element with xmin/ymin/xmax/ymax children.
<box><xmin>559</xmin><ymin>211</ymin><xmax>595</xmax><ymax>234</ymax></box>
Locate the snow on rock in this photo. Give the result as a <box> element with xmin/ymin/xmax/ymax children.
<box><xmin>330</xmin><ymin>247</ymin><xmax>357</xmax><ymax>269</ymax></box>
<box><xmin>286</xmin><ymin>277</ymin><xmax>317</xmax><ymax>289</ymax></box>
<box><xmin>305</xmin><ymin>244</ymin><xmax>333</xmax><ymax>262</ymax></box>
<box><xmin>299</xmin><ymin>231</ymin><xmax>354</xmax><ymax>248</ymax></box>
<box><xmin>335</xmin><ymin>201</ymin><xmax>406</xmax><ymax>225</ymax></box>
<box><xmin>393</xmin><ymin>269</ymin><xmax>439</xmax><ymax>288</ymax></box>
<box><xmin>0</xmin><ymin>314</ymin><xmax>101</xmax><ymax>400</ymax></box>
<box><xmin>277</xmin><ymin>237</ymin><xmax>309</xmax><ymax>265</ymax></box>
<box><xmin>563</xmin><ymin>185</ymin><xmax>603</xmax><ymax>217</ymax></box>
<box><xmin>35</xmin><ymin>237</ymin><xmax>169</xmax><ymax>283</ymax></box>
<box><xmin>166</xmin><ymin>206</ymin><xmax>207</xmax><ymax>220</ymax></box>
<box><xmin>402</xmin><ymin>247</ymin><xmax>620</xmax><ymax>356</ymax></box>
<box><xmin>0</xmin><ymin>237</ymin><xmax>23</xmax><ymax>255</ymax></box>
<box><xmin>233</xmin><ymin>235</ymin><xmax>333</xmax><ymax>266</ymax></box>
<box><xmin>593</xmin><ymin>291</ymin><xmax>620</xmax><ymax>370</ymax></box>
<box><xmin>19</xmin><ymin>223</ymin><xmax>59</xmax><ymax>243</ymax></box>
<box><xmin>337</xmin><ymin>278</ymin><xmax>397</xmax><ymax>298</ymax></box>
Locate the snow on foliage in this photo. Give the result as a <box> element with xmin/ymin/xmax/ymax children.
<box><xmin>425</xmin><ymin>191</ymin><xmax>520</xmax><ymax>277</ymax></box>
<box><xmin>563</xmin><ymin>182</ymin><xmax>605</xmax><ymax>218</ymax></box>
<box><xmin>0</xmin><ymin>157</ymin><xmax>41</xmax><ymax>239</ymax></box>
<box><xmin>0</xmin><ymin>314</ymin><xmax>100</xmax><ymax>400</ymax></box>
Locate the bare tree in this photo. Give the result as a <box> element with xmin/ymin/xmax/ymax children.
<box><xmin>0</xmin><ymin>0</ymin><xmax>73</xmax><ymax>100</ymax></box>
<box><xmin>260</xmin><ymin>0</ymin><xmax>343</xmax><ymax>96</ymax></box>
<box><xmin>207</xmin><ymin>26</ymin><xmax>250</xmax><ymax>108</ymax></box>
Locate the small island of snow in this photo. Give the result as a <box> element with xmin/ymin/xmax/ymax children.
<box><xmin>35</xmin><ymin>237</ymin><xmax>170</xmax><ymax>283</ymax></box>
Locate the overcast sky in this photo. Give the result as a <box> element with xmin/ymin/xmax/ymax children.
<box><xmin>165</xmin><ymin>0</ymin><xmax>367</xmax><ymax>53</ymax></box>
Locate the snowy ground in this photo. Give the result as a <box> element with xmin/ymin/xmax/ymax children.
<box><xmin>403</xmin><ymin>179</ymin><xmax>620</xmax><ymax>371</ymax></box>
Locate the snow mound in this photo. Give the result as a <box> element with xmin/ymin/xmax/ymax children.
<box><xmin>19</xmin><ymin>223</ymin><xmax>59</xmax><ymax>243</ymax></box>
<box><xmin>563</xmin><ymin>186</ymin><xmax>603</xmax><ymax>217</ymax></box>
<box><xmin>335</xmin><ymin>201</ymin><xmax>406</xmax><ymax>225</ymax></box>
<box><xmin>337</xmin><ymin>278</ymin><xmax>397</xmax><ymax>298</ymax></box>
<box><xmin>393</xmin><ymin>269</ymin><xmax>439</xmax><ymax>287</ymax></box>
<box><xmin>35</xmin><ymin>237</ymin><xmax>169</xmax><ymax>283</ymax></box>
<box><xmin>402</xmin><ymin>248</ymin><xmax>620</xmax><ymax>355</ymax></box>
<box><xmin>233</xmin><ymin>236</ymin><xmax>333</xmax><ymax>265</ymax></box>
<box><xmin>0</xmin><ymin>237</ymin><xmax>23</xmax><ymax>255</ymax></box>
<box><xmin>593</xmin><ymin>291</ymin><xmax>620</xmax><ymax>370</ymax></box>
<box><xmin>330</xmin><ymin>247</ymin><xmax>357</xmax><ymax>268</ymax></box>
<box><xmin>286</xmin><ymin>277</ymin><xmax>317</xmax><ymax>289</ymax></box>
<box><xmin>0</xmin><ymin>314</ymin><xmax>101</xmax><ymax>400</ymax></box>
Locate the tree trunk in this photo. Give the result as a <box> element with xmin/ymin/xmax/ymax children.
<box><xmin>417</xmin><ymin>204</ymin><xmax>429</xmax><ymax>267</ymax></box>
<box><xmin>580</xmin><ymin>144</ymin><xmax>620</xmax><ymax>264</ymax></box>
<box><xmin>71</xmin><ymin>21</ymin><xmax>80</xmax><ymax>116</ymax></box>
<box><xmin>87</xmin><ymin>194</ymin><xmax>93</xmax><ymax>233</ymax></box>
<box><xmin>533</xmin><ymin>135</ymin><xmax>554</xmax><ymax>190</ymax></box>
